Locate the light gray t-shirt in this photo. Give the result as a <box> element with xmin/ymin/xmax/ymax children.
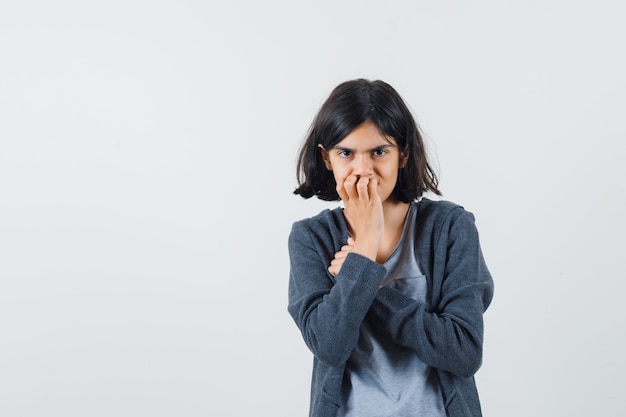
<box><xmin>338</xmin><ymin>202</ymin><xmax>447</xmax><ymax>417</ymax></box>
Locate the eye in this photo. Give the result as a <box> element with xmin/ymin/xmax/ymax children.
<box><xmin>337</xmin><ymin>150</ymin><xmax>352</xmax><ymax>158</ymax></box>
<box><xmin>372</xmin><ymin>148</ymin><xmax>388</xmax><ymax>157</ymax></box>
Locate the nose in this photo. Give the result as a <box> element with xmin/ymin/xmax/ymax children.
<box><xmin>352</xmin><ymin>154</ymin><xmax>374</xmax><ymax>176</ymax></box>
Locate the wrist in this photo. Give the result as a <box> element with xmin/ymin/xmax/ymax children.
<box><xmin>352</xmin><ymin>237</ymin><xmax>381</xmax><ymax>262</ymax></box>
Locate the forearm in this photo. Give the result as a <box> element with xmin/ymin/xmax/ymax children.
<box><xmin>289</xmin><ymin>253</ymin><xmax>386</xmax><ymax>367</ymax></box>
<box><xmin>367</xmin><ymin>284</ymin><xmax>488</xmax><ymax>377</ymax></box>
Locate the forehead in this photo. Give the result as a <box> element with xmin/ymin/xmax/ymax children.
<box><xmin>333</xmin><ymin>121</ymin><xmax>397</xmax><ymax>149</ymax></box>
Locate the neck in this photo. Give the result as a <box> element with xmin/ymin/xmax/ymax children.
<box><xmin>382</xmin><ymin>199</ymin><xmax>410</xmax><ymax>227</ymax></box>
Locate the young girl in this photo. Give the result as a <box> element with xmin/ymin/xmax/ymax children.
<box><xmin>288</xmin><ymin>79</ymin><xmax>494</xmax><ymax>417</ymax></box>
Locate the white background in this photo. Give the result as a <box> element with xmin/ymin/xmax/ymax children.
<box><xmin>1</xmin><ymin>1</ymin><xmax>625</xmax><ymax>416</ymax></box>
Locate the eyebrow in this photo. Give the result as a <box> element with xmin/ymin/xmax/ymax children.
<box><xmin>332</xmin><ymin>144</ymin><xmax>395</xmax><ymax>152</ymax></box>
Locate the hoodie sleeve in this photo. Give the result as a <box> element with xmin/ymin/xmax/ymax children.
<box><xmin>366</xmin><ymin>208</ymin><xmax>494</xmax><ymax>377</ymax></box>
<box><xmin>287</xmin><ymin>220</ymin><xmax>387</xmax><ymax>367</ymax></box>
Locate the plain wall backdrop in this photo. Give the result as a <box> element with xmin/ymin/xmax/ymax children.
<box><xmin>1</xmin><ymin>1</ymin><xmax>625</xmax><ymax>416</ymax></box>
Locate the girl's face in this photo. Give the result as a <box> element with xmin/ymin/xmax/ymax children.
<box><xmin>319</xmin><ymin>120</ymin><xmax>408</xmax><ymax>205</ymax></box>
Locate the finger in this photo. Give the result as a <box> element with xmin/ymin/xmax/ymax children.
<box><xmin>343</xmin><ymin>175</ymin><xmax>359</xmax><ymax>201</ymax></box>
<box><xmin>368</xmin><ymin>177</ymin><xmax>380</xmax><ymax>201</ymax></box>
<box><xmin>347</xmin><ymin>237</ymin><xmax>355</xmax><ymax>246</ymax></box>
<box><xmin>329</xmin><ymin>258</ymin><xmax>344</xmax><ymax>273</ymax></box>
<box><xmin>341</xmin><ymin>243</ymin><xmax>353</xmax><ymax>251</ymax></box>
<box><xmin>336</xmin><ymin>180</ymin><xmax>349</xmax><ymax>202</ymax></box>
<box><xmin>332</xmin><ymin>244</ymin><xmax>352</xmax><ymax>259</ymax></box>
<box><xmin>356</xmin><ymin>176</ymin><xmax>370</xmax><ymax>201</ymax></box>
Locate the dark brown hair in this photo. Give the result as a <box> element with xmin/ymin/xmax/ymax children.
<box><xmin>294</xmin><ymin>79</ymin><xmax>441</xmax><ymax>202</ymax></box>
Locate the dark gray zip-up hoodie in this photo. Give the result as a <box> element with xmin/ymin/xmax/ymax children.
<box><xmin>288</xmin><ymin>198</ymin><xmax>494</xmax><ymax>417</ymax></box>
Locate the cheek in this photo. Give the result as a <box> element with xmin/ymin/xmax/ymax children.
<box><xmin>331</xmin><ymin>167</ymin><xmax>350</xmax><ymax>183</ymax></box>
<box><xmin>380</xmin><ymin>169</ymin><xmax>400</xmax><ymax>190</ymax></box>
<box><xmin>378</xmin><ymin>164</ymin><xmax>397</xmax><ymax>179</ymax></box>
<box><xmin>330</xmin><ymin>171</ymin><xmax>344</xmax><ymax>187</ymax></box>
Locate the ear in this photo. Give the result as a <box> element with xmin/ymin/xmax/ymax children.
<box><xmin>318</xmin><ymin>144</ymin><xmax>333</xmax><ymax>170</ymax></box>
<box><xmin>399</xmin><ymin>149</ymin><xmax>409</xmax><ymax>169</ymax></box>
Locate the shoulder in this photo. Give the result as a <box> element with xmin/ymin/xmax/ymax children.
<box><xmin>288</xmin><ymin>207</ymin><xmax>347</xmax><ymax>248</ymax></box>
<box><xmin>416</xmin><ymin>198</ymin><xmax>473</xmax><ymax>227</ymax></box>
<box><xmin>416</xmin><ymin>199</ymin><xmax>485</xmax><ymax>256</ymax></box>
<box><xmin>290</xmin><ymin>208</ymin><xmax>338</xmax><ymax>234</ymax></box>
